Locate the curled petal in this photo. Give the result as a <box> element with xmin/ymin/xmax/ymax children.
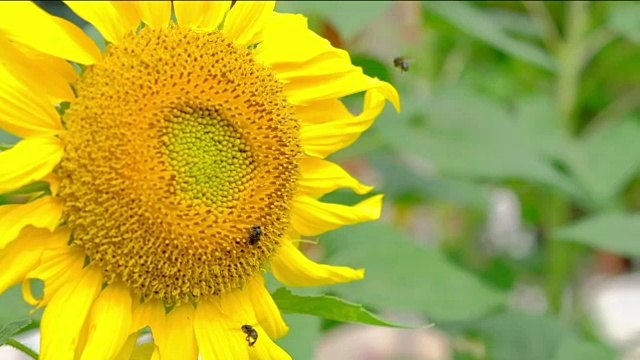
<box><xmin>271</xmin><ymin>241</ymin><xmax>364</xmax><ymax>287</ymax></box>
<box><xmin>299</xmin><ymin>88</ymin><xmax>394</xmax><ymax>158</ymax></box>
<box><xmin>0</xmin><ymin>196</ymin><xmax>63</xmax><ymax>249</ymax></box>
<box><xmin>291</xmin><ymin>195</ymin><xmax>383</xmax><ymax>236</ymax></box>
<box><xmin>298</xmin><ymin>156</ymin><xmax>373</xmax><ymax>196</ymax></box>
<box><xmin>0</xmin><ymin>226</ymin><xmax>63</xmax><ymax>295</ymax></box>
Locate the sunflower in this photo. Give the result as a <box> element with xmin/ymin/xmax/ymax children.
<box><xmin>0</xmin><ymin>1</ymin><xmax>399</xmax><ymax>359</ymax></box>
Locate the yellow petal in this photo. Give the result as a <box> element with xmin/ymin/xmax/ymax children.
<box><xmin>299</xmin><ymin>89</ymin><xmax>391</xmax><ymax>158</ymax></box>
<box><xmin>0</xmin><ymin>226</ymin><xmax>57</xmax><ymax>295</ymax></box>
<box><xmin>131</xmin><ymin>298</ymin><xmax>164</xmax><ymax>333</ymax></box>
<box><xmin>298</xmin><ymin>156</ymin><xmax>373</xmax><ymax>196</ymax></box>
<box><xmin>285</xmin><ymin>68</ymin><xmax>399</xmax><ymax>107</ymax></box>
<box><xmin>132</xmin><ymin>1</ymin><xmax>171</xmax><ymax>29</ymax></box>
<box><xmin>256</xmin><ymin>13</ymin><xmax>400</xmax><ymax>111</ymax></box>
<box><xmin>0</xmin><ymin>1</ymin><xmax>101</xmax><ymax>64</ymax></box>
<box><xmin>0</xmin><ymin>196</ymin><xmax>63</xmax><ymax>249</ymax></box>
<box><xmin>217</xmin><ymin>291</ymin><xmax>292</xmax><ymax>360</ymax></box>
<box><xmin>0</xmin><ymin>35</ymin><xmax>74</xmax><ymax>104</ymax></box>
<box><xmin>112</xmin><ymin>332</ymin><xmax>139</xmax><ymax>360</ymax></box>
<box><xmin>131</xmin><ymin>299</ymin><xmax>199</xmax><ymax>360</ymax></box>
<box><xmin>256</xmin><ymin>13</ymin><xmax>341</xmax><ymax>66</ymax></box>
<box><xmin>64</xmin><ymin>1</ymin><xmax>138</xmax><ymax>44</ymax></box>
<box><xmin>271</xmin><ymin>240</ymin><xmax>364</xmax><ymax>287</ymax></box>
<box><xmin>291</xmin><ymin>194</ymin><xmax>384</xmax><ymax>236</ymax></box>
<box><xmin>0</xmin><ymin>46</ymin><xmax>64</xmax><ymax>137</ymax></box>
<box><xmin>245</xmin><ymin>276</ymin><xmax>288</xmax><ymax>339</ymax></box>
<box><xmin>0</xmin><ymin>136</ymin><xmax>64</xmax><ymax>194</ymax></box>
<box><xmin>25</xmin><ymin>232</ymin><xmax>85</xmax><ymax>308</ymax></box>
<box><xmin>223</xmin><ymin>1</ymin><xmax>275</xmax><ymax>46</ymax></box>
<box><xmin>39</xmin><ymin>264</ymin><xmax>103</xmax><ymax>360</ymax></box>
<box><xmin>174</xmin><ymin>1</ymin><xmax>230</xmax><ymax>31</ymax></box>
<box><xmin>160</xmin><ymin>305</ymin><xmax>199</xmax><ymax>360</ymax></box>
<box><xmin>13</xmin><ymin>42</ymin><xmax>78</xmax><ymax>84</ymax></box>
<box><xmin>194</xmin><ymin>299</ymin><xmax>249</xmax><ymax>360</ymax></box>
<box><xmin>79</xmin><ymin>282</ymin><xmax>133</xmax><ymax>360</ymax></box>
<box><xmin>42</xmin><ymin>173</ymin><xmax>61</xmax><ymax>196</ymax></box>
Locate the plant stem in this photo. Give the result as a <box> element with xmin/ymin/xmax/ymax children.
<box><xmin>5</xmin><ymin>339</ymin><xmax>39</xmax><ymax>360</ymax></box>
<box><xmin>545</xmin><ymin>1</ymin><xmax>590</xmax><ymax>315</ymax></box>
<box><xmin>556</xmin><ymin>1</ymin><xmax>589</xmax><ymax>134</ymax></box>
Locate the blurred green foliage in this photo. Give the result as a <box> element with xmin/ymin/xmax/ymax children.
<box><xmin>2</xmin><ymin>1</ymin><xmax>640</xmax><ymax>359</ymax></box>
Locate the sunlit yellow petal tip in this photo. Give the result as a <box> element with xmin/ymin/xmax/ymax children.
<box><xmin>272</xmin><ymin>241</ymin><xmax>365</xmax><ymax>287</ymax></box>
<box><xmin>372</xmin><ymin>79</ymin><xmax>401</xmax><ymax>113</ymax></box>
<box><xmin>133</xmin><ymin>1</ymin><xmax>171</xmax><ymax>29</ymax></box>
<box><xmin>223</xmin><ymin>1</ymin><xmax>275</xmax><ymax>45</ymax></box>
<box><xmin>298</xmin><ymin>157</ymin><xmax>374</xmax><ymax>196</ymax></box>
<box><xmin>292</xmin><ymin>194</ymin><xmax>384</xmax><ymax>236</ymax></box>
<box><xmin>174</xmin><ymin>1</ymin><xmax>231</xmax><ymax>31</ymax></box>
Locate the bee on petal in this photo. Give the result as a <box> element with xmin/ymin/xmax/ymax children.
<box><xmin>241</xmin><ymin>324</ymin><xmax>258</xmax><ymax>346</ymax></box>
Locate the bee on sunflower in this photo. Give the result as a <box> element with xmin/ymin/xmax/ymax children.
<box><xmin>0</xmin><ymin>1</ymin><xmax>399</xmax><ymax>359</ymax></box>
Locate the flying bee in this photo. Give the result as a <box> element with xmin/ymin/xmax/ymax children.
<box><xmin>393</xmin><ymin>57</ymin><xmax>413</xmax><ymax>72</ymax></box>
<box><xmin>248</xmin><ymin>225</ymin><xmax>263</xmax><ymax>245</ymax></box>
<box><xmin>241</xmin><ymin>324</ymin><xmax>258</xmax><ymax>346</ymax></box>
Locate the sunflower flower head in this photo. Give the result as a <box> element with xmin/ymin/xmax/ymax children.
<box><xmin>0</xmin><ymin>1</ymin><xmax>400</xmax><ymax>359</ymax></box>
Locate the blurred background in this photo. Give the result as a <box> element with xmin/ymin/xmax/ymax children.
<box><xmin>2</xmin><ymin>1</ymin><xmax>640</xmax><ymax>359</ymax></box>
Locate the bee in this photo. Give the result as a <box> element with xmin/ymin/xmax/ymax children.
<box><xmin>248</xmin><ymin>225</ymin><xmax>263</xmax><ymax>245</ymax></box>
<box><xmin>241</xmin><ymin>324</ymin><xmax>258</xmax><ymax>346</ymax></box>
<box><xmin>393</xmin><ymin>57</ymin><xmax>412</xmax><ymax>72</ymax></box>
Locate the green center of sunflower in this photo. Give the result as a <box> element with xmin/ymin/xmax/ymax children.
<box><xmin>59</xmin><ymin>26</ymin><xmax>301</xmax><ymax>305</ymax></box>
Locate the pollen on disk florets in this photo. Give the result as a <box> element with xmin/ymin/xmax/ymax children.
<box><xmin>58</xmin><ymin>25</ymin><xmax>301</xmax><ymax>305</ymax></box>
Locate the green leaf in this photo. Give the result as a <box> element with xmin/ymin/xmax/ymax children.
<box><xmin>554</xmin><ymin>336</ymin><xmax>616</xmax><ymax>360</ymax></box>
<box><xmin>351</xmin><ymin>55</ymin><xmax>392</xmax><ymax>84</ymax></box>
<box><xmin>365</xmin><ymin>150</ymin><xmax>490</xmax><ymax>209</ymax></box>
<box><xmin>0</xmin><ymin>282</ymin><xmax>43</xmax><ymax>335</ymax></box>
<box><xmin>568</xmin><ymin>119</ymin><xmax>640</xmax><ymax>210</ymax></box>
<box><xmin>0</xmin><ymin>318</ymin><xmax>32</xmax><ymax>346</ymax></box>
<box><xmin>422</xmin><ymin>2</ymin><xmax>555</xmax><ymax>71</ymax></box>
<box><xmin>555</xmin><ymin>212</ymin><xmax>640</xmax><ymax>256</ymax></box>
<box><xmin>607</xmin><ymin>2</ymin><xmax>640</xmax><ymax>44</ymax></box>
<box><xmin>473</xmin><ymin>311</ymin><xmax>566</xmax><ymax>360</ymax></box>
<box><xmin>276</xmin><ymin>314</ymin><xmax>322</xmax><ymax>360</ymax></box>
<box><xmin>0</xmin><ymin>285</ymin><xmax>36</xmax><ymax>326</ymax></box>
<box><xmin>275</xmin><ymin>1</ymin><xmax>393</xmax><ymax>40</ymax></box>
<box><xmin>272</xmin><ymin>288</ymin><xmax>417</xmax><ymax>329</ymax></box>
<box><xmin>374</xmin><ymin>87</ymin><xmax>585</xmax><ymax>203</ymax></box>
<box><xmin>320</xmin><ymin>222</ymin><xmax>507</xmax><ymax>322</ymax></box>
<box><xmin>470</xmin><ymin>311</ymin><xmax>616</xmax><ymax>360</ymax></box>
